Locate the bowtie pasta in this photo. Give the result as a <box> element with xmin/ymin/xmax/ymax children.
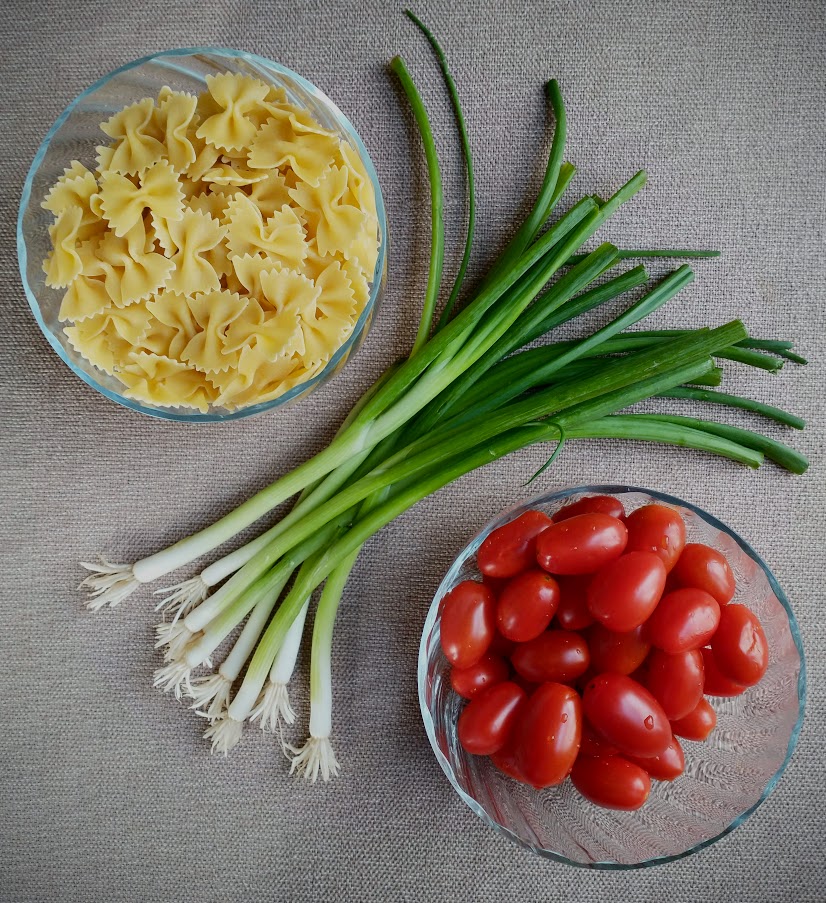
<box><xmin>42</xmin><ymin>73</ymin><xmax>380</xmax><ymax>412</ymax></box>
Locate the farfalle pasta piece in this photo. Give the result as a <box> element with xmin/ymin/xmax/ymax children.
<box><xmin>338</xmin><ymin>142</ymin><xmax>377</xmax><ymax>213</ymax></box>
<box><xmin>180</xmin><ymin>290</ymin><xmax>248</xmax><ymax>373</ymax></box>
<box><xmin>137</xmin><ymin>317</ymin><xmax>179</xmax><ymax>358</ymax></box>
<box><xmin>299</xmin><ymin>239</ymin><xmax>335</xmax><ymax>281</ymax></box>
<box><xmin>205</xmin><ymin>238</ymin><xmax>233</xmax><ymax>280</ymax></box>
<box><xmin>64</xmin><ymin>311</ymin><xmax>117</xmax><ymax>373</ymax></box>
<box><xmin>221</xmin><ymin>267</ymin><xmax>246</xmax><ymax>295</ymax></box>
<box><xmin>259</xmin><ymin>267</ymin><xmax>319</xmax><ymax>317</ymax></box>
<box><xmin>75</xmin><ymin>236</ymin><xmax>107</xmax><ymax>277</ymax></box>
<box><xmin>186</xmin><ymin>190</ymin><xmax>227</xmax><ymax>222</ymax></box>
<box><xmin>95</xmin><ymin>221</ymin><xmax>174</xmax><ymax>306</ymax></box>
<box><xmin>204</xmin><ymin>367</ymin><xmax>248</xmax><ymax>408</ymax></box>
<box><xmin>337</xmin><ymin>142</ymin><xmax>380</xmax><ymax>275</ymax></box>
<box><xmin>165</xmin><ymin>209</ymin><xmax>226</xmax><ymax>295</ymax></box>
<box><xmin>153</xmin><ymin>88</ymin><xmax>199</xmax><ymax>172</ymax></box>
<box><xmin>42</xmin><ymin>162</ymin><xmax>98</xmax><ymax>217</ymax></box>
<box><xmin>247</xmin><ymin>170</ymin><xmax>291</xmax><ymax>219</ymax></box>
<box><xmin>227</xmin><ymin>305</ymin><xmax>305</xmax><ymax>362</ymax></box>
<box><xmin>349</xmin><ymin>215</ymin><xmax>380</xmax><ymax>278</ymax></box>
<box><xmin>275</xmin><ymin>102</ymin><xmax>340</xmax><ymax>138</ymax></box>
<box><xmin>249</xmin><ymin>268</ymin><xmax>322</xmax><ymax>360</ymax></box>
<box><xmin>43</xmin><ymin>164</ymin><xmax>110</xmax><ymax>245</ymax></box>
<box><xmin>205</xmin><ymin>341</ymin><xmax>273</xmax><ymax>405</ymax></box>
<box><xmin>59</xmin><ymin>275</ymin><xmax>111</xmax><ymax>322</ymax></box>
<box><xmin>100</xmin><ymin>97</ymin><xmax>166</xmax><ymax>175</ymax></box>
<box><xmin>98</xmin><ymin>160</ymin><xmax>184</xmax><ymax>237</ymax></box>
<box><xmin>289</xmin><ymin>165</ymin><xmax>365</xmax><ymax>258</ymax></box>
<box><xmin>195</xmin><ymin>73</ymin><xmax>271</xmax><ymax>152</ymax></box>
<box><xmin>210</xmin><ymin>344</ymin><xmax>305</xmax><ymax>407</ymax></box>
<box><xmin>225</xmin><ymin>195</ymin><xmax>306</xmax><ymax>267</ymax></box>
<box><xmin>248</xmin><ymin>110</ymin><xmax>338</xmax><ymax>185</ymax></box>
<box><xmin>341</xmin><ymin>256</ymin><xmax>371</xmax><ymax>310</ymax></box>
<box><xmin>57</xmin><ymin>236</ymin><xmax>111</xmax><ymax>324</ymax></box>
<box><xmin>106</xmin><ymin>300</ymin><xmax>154</xmax><ymax>346</ymax></box>
<box><xmin>145</xmin><ymin>291</ymin><xmax>199</xmax><ymax>359</ymax></box>
<box><xmin>186</xmin><ymin>136</ymin><xmax>224</xmax><ymax>183</ymax></box>
<box><xmin>221</xmin><ymin>296</ymin><xmax>267</xmax><ymax>354</ymax></box>
<box><xmin>95</xmin><ymin>145</ymin><xmax>115</xmax><ymax>175</ymax></box>
<box><xmin>201</xmin><ymin>162</ymin><xmax>268</xmax><ymax>186</ymax></box>
<box><xmin>43</xmin><ymin>207</ymin><xmax>84</xmax><ymax>287</ymax></box>
<box><xmin>119</xmin><ymin>351</ymin><xmax>216</xmax><ymax>412</ymax></box>
<box><xmin>259</xmin><ymin>204</ymin><xmax>309</xmax><ymax>269</ymax></box>
<box><xmin>231</xmin><ymin>254</ymin><xmax>279</xmax><ymax>297</ymax></box>
<box><xmin>178</xmin><ymin>177</ymin><xmax>202</xmax><ymax>201</ymax></box>
<box><xmin>64</xmin><ymin>308</ymin><xmax>134</xmax><ymax>375</ymax></box>
<box><xmin>246</xmin><ymin>356</ymin><xmax>326</xmax><ymax>406</ymax></box>
<box><xmin>301</xmin><ymin>259</ymin><xmax>357</xmax><ymax>363</ymax></box>
<box><xmin>147</xmin><ymin>213</ymin><xmax>178</xmax><ymax>256</ymax></box>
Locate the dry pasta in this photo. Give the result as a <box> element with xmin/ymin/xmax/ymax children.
<box><xmin>41</xmin><ymin>72</ymin><xmax>380</xmax><ymax>412</ymax></box>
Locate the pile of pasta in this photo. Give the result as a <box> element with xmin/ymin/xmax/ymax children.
<box><xmin>41</xmin><ymin>73</ymin><xmax>379</xmax><ymax>411</ymax></box>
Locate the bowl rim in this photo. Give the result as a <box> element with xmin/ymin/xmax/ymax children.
<box><xmin>417</xmin><ymin>483</ymin><xmax>807</xmax><ymax>869</ymax></box>
<box><xmin>17</xmin><ymin>45</ymin><xmax>387</xmax><ymax>423</ymax></box>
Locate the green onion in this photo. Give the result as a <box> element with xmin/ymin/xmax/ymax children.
<box><xmin>389</xmin><ymin>55</ymin><xmax>444</xmax><ymax>354</ymax></box>
<box><xmin>659</xmin><ymin>387</ymin><xmax>805</xmax><ymax>430</ymax></box>
<box><xmin>567</xmin><ymin>248</ymin><xmax>721</xmax><ymax>264</ymax></box>
<box><xmin>404</xmin><ymin>9</ymin><xmax>477</xmax><ymax>330</ymax></box>
<box><xmin>564</xmin><ymin>415</ymin><xmax>764</xmax><ymax>469</ymax></box>
<box><xmin>629</xmin><ymin>414</ymin><xmax>809</xmax><ymax>474</ymax></box>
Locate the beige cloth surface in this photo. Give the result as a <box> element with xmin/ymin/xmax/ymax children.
<box><xmin>2</xmin><ymin>0</ymin><xmax>825</xmax><ymax>900</ymax></box>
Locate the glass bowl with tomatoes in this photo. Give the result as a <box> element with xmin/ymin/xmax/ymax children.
<box><xmin>418</xmin><ymin>485</ymin><xmax>805</xmax><ymax>868</ymax></box>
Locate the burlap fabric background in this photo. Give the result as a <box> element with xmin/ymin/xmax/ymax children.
<box><xmin>2</xmin><ymin>1</ymin><xmax>824</xmax><ymax>900</ymax></box>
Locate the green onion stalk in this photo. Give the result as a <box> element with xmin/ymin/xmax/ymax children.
<box><xmin>78</xmin><ymin>16</ymin><xmax>808</xmax><ymax>777</ymax></box>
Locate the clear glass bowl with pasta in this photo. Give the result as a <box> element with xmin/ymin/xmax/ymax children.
<box><xmin>419</xmin><ymin>486</ymin><xmax>805</xmax><ymax>868</ymax></box>
<box><xmin>17</xmin><ymin>47</ymin><xmax>387</xmax><ymax>421</ymax></box>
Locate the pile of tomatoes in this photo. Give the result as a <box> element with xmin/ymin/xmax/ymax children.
<box><xmin>439</xmin><ymin>495</ymin><xmax>769</xmax><ymax>811</ymax></box>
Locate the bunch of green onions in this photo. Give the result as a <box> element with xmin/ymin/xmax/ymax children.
<box><xmin>80</xmin><ymin>14</ymin><xmax>807</xmax><ymax>781</ymax></box>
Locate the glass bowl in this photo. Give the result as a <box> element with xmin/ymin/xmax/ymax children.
<box><xmin>418</xmin><ymin>485</ymin><xmax>805</xmax><ymax>868</ymax></box>
<box><xmin>17</xmin><ymin>47</ymin><xmax>387</xmax><ymax>422</ymax></box>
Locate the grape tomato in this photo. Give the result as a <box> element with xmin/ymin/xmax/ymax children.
<box><xmin>536</xmin><ymin>513</ymin><xmax>628</xmax><ymax>576</ymax></box>
<box><xmin>514</xmin><ymin>683</ymin><xmax>582</xmax><ymax>788</ymax></box>
<box><xmin>625</xmin><ymin>504</ymin><xmax>686</xmax><ymax>572</ymax></box>
<box><xmin>671</xmin><ymin>699</ymin><xmax>717</xmax><ymax>740</ymax></box>
<box><xmin>496</xmin><ymin>569</ymin><xmax>559</xmax><ymax>642</ymax></box>
<box><xmin>490</xmin><ymin>734</ymin><xmax>525</xmax><ymax>781</ymax></box>
<box><xmin>552</xmin><ymin>494</ymin><xmax>625</xmax><ymax>523</ymax></box>
<box><xmin>645</xmin><ymin>648</ymin><xmax>704</xmax><ymax>720</ymax></box>
<box><xmin>672</xmin><ymin>543</ymin><xmax>736</xmax><ymax>605</ymax></box>
<box><xmin>587</xmin><ymin>623</ymin><xmax>651</xmax><ymax>675</ymax></box>
<box><xmin>510</xmin><ymin>629</ymin><xmax>590</xmax><ymax>684</ymax></box>
<box><xmin>439</xmin><ymin>580</ymin><xmax>496</xmax><ymax>668</ymax></box>
<box><xmin>710</xmin><ymin>604</ymin><xmax>768</xmax><ymax>686</ymax></box>
<box><xmin>583</xmin><ymin>673</ymin><xmax>672</xmax><ymax>758</ymax></box>
<box><xmin>671</xmin><ymin>697</ymin><xmax>717</xmax><ymax>741</ymax></box>
<box><xmin>626</xmin><ymin>736</ymin><xmax>685</xmax><ymax>781</ymax></box>
<box><xmin>579</xmin><ymin>723</ymin><xmax>619</xmax><ymax>758</ymax></box>
<box><xmin>571</xmin><ymin>755</ymin><xmax>651</xmax><ymax>810</ymax></box>
<box><xmin>457</xmin><ymin>681</ymin><xmax>527</xmax><ymax>755</ymax></box>
<box><xmin>477</xmin><ymin>510</ymin><xmax>553</xmax><ymax>578</ymax></box>
<box><xmin>555</xmin><ymin>575</ymin><xmax>595</xmax><ymax>631</ymax></box>
<box><xmin>586</xmin><ymin>551</ymin><xmax>666</xmax><ymax>632</ymax></box>
<box><xmin>646</xmin><ymin>587</ymin><xmax>721</xmax><ymax>653</ymax></box>
<box><xmin>450</xmin><ymin>654</ymin><xmax>510</xmax><ymax>700</ymax></box>
<box><xmin>700</xmin><ymin>647</ymin><xmax>747</xmax><ymax>697</ymax></box>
